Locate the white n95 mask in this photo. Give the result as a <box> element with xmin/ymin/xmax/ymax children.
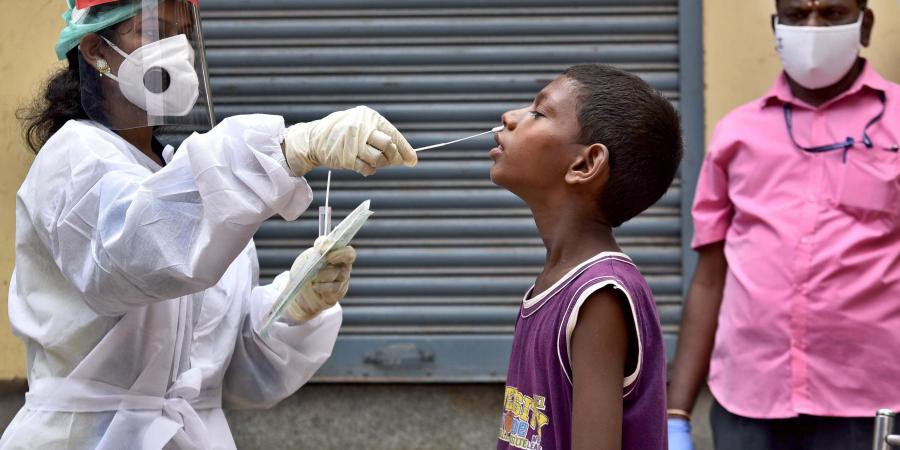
<box><xmin>774</xmin><ymin>16</ymin><xmax>862</xmax><ymax>90</ymax></box>
<box><xmin>101</xmin><ymin>34</ymin><xmax>200</xmax><ymax>117</ymax></box>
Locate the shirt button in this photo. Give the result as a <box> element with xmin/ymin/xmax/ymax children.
<box><xmin>807</xmin><ymin>195</ymin><xmax>816</xmax><ymax>202</ymax></box>
<box><xmin>800</xmin><ymin>236</ymin><xmax>810</xmax><ymax>243</ymax></box>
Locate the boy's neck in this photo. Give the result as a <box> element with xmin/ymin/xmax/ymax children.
<box><xmin>530</xmin><ymin>200</ymin><xmax>621</xmax><ymax>293</ymax></box>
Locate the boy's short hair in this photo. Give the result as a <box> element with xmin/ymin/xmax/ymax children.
<box><xmin>563</xmin><ymin>64</ymin><xmax>683</xmax><ymax>227</ymax></box>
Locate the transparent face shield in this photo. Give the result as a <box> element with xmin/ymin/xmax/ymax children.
<box><xmin>77</xmin><ymin>0</ymin><xmax>214</xmax><ymax>131</ymax></box>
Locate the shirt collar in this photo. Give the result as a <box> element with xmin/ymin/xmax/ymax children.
<box><xmin>759</xmin><ymin>59</ymin><xmax>888</xmax><ymax>110</ymax></box>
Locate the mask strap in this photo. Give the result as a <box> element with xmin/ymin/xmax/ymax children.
<box><xmin>100</xmin><ymin>36</ymin><xmax>130</xmax><ymax>59</ymax></box>
<box><xmin>97</xmin><ymin>36</ymin><xmax>130</xmax><ymax>82</ymax></box>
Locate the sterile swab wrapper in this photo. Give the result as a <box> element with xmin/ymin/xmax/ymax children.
<box><xmin>413</xmin><ymin>125</ymin><xmax>504</xmax><ymax>152</ymax></box>
<box><xmin>260</xmin><ymin>200</ymin><xmax>374</xmax><ymax>334</ymax></box>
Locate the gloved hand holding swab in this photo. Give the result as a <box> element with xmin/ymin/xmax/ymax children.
<box><xmin>262</xmin><ymin>199</ymin><xmax>373</xmax><ymax>333</ymax></box>
<box><xmin>413</xmin><ymin>125</ymin><xmax>504</xmax><ymax>152</ymax></box>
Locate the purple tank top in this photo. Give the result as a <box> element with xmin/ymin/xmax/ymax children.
<box><xmin>497</xmin><ymin>252</ymin><xmax>667</xmax><ymax>450</ymax></box>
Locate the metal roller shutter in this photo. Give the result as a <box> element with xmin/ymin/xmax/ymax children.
<box><xmin>198</xmin><ymin>0</ymin><xmax>696</xmax><ymax>382</ymax></box>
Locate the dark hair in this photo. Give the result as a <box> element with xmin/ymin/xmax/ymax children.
<box><xmin>19</xmin><ymin>30</ymin><xmax>116</xmax><ymax>153</ymax></box>
<box><xmin>563</xmin><ymin>63</ymin><xmax>683</xmax><ymax>227</ymax></box>
<box><xmin>19</xmin><ymin>50</ymin><xmax>90</xmax><ymax>153</ymax></box>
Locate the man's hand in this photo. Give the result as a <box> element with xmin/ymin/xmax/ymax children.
<box><xmin>666</xmin><ymin>242</ymin><xmax>727</xmax><ymax>447</ymax></box>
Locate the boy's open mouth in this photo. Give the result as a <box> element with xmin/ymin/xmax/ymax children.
<box><xmin>490</xmin><ymin>133</ymin><xmax>504</xmax><ymax>159</ymax></box>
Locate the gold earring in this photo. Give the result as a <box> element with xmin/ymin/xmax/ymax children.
<box><xmin>96</xmin><ymin>59</ymin><xmax>111</xmax><ymax>76</ymax></box>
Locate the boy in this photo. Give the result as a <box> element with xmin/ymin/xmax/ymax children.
<box><xmin>492</xmin><ymin>64</ymin><xmax>682</xmax><ymax>450</ymax></box>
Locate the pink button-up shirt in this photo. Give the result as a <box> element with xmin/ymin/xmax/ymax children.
<box><xmin>692</xmin><ymin>61</ymin><xmax>900</xmax><ymax>419</ymax></box>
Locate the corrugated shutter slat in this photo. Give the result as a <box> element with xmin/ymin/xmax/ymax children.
<box><xmin>200</xmin><ymin>0</ymin><xmax>682</xmax><ymax>381</ymax></box>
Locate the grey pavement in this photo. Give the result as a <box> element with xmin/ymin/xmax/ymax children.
<box><xmin>0</xmin><ymin>384</ymin><xmax>716</xmax><ymax>449</ymax></box>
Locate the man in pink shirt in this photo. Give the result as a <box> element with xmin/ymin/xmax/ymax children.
<box><xmin>667</xmin><ymin>0</ymin><xmax>900</xmax><ymax>449</ymax></box>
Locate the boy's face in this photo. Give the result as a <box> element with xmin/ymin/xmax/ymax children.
<box><xmin>490</xmin><ymin>76</ymin><xmax>584</xmax><ymax>198</ymax></box>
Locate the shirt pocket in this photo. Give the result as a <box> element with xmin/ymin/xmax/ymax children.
<box><xmin>836</xmin><ymin>148</ymin><xmax>900</xmax><ymax>220</ymax></box>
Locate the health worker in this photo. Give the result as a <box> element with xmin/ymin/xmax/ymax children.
<box><xmin>0</xmin><ymin>0</ymin><xmax>417</xmax><ymax>449</ymax></box>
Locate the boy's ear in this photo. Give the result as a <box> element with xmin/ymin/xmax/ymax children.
<box><xmin>565</xmin><ymin>143</ymin><xmax>609</xmax><ymax>185</ymax></box>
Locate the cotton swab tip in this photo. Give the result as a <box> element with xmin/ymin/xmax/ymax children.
<box><xmin>413</xmin><ymin>126</ymin><xmax>504</xmax><ymax>152</ymax></box>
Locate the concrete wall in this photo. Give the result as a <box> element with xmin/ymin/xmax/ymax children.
<box><xmin>0</xmin><ymin>0</ymin><xmax>64</xmax><ymax>381</ymax></box>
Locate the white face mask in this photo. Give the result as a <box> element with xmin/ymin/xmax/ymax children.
<box><xmin>101</xmin><ymin>34</ymin><xmax>200</xmax><ymax>117</ymax></box>
<box><xmin>774</xmin><ymin>15</ymin><xmax>863</xmax><ymax>90</ymax></box>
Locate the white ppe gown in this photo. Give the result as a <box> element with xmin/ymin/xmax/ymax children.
<box><xmin>1</xmin><ymin>115</ymin><xmax>342</xmax><ymax>450</ymax></box>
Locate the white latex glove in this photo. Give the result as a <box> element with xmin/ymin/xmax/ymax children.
<box><xmin>284</xmin><ymin>105</ymin><xmax>417</xmax><ymax>177</ymax></box>
<box><xmin>283</xmin><ymin>237</ymin><xmax>357</xmax><ymax>322</ymax></box>
<box><xmin>667</xmin><ymin>417</ymin><xmax>695</xmax><ymax>450</ymax></box>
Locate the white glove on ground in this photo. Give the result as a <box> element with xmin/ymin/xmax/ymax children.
<box><xmin>284</xmin><ymin>106</ymin><xmax>417</xmax><ymax>177</ymax></box>
<box><xmin>283</xmin><ymin>237</ymin><xmax>357</xmax><ymax>322</ymax></box>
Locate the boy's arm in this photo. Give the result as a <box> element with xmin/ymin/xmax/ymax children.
<box><xmin>666</xmin><ymin>242</ymin><xmax>727</xmax><ymax>415</ymax></box>
<box><xmin>571</xmin><ymin>288</ymin><xmax>629</xmax><ymax>450</ymax></box>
